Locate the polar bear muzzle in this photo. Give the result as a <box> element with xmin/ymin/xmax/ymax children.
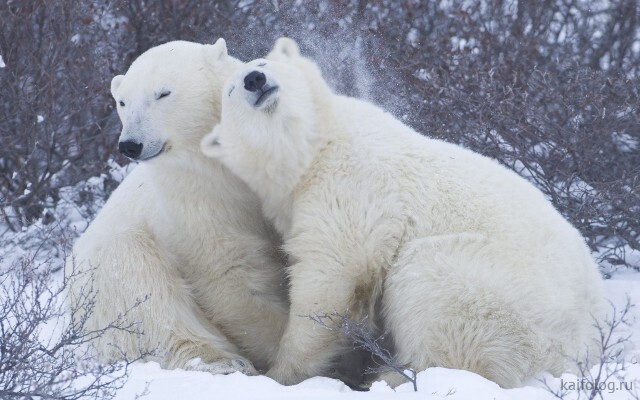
<box><xmin>244</xmin><ymin>71</ymin><xmax>266</xmax><ymax>92</ymax></box>
<box><xmin>118</xmin><ymin>140</ymin><xmax>143</xmax><ymax>159</ymax></box>
<box><xmin>118</xmin><ymin>139</ymin><xmax>166</xmax><ymax>161</ymax></box>
<box><xmin>242</xmin><ymin>70</ymin><xmax>279</xmax><ymax>108</ymax></box>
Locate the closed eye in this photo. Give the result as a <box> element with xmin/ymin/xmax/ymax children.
<box><xmin>157</xmin><ymin>91</ymin><xmax>171</xmax><ymax>100</ymax></box>
<box><xmin>257</xmin><ymin>62</ymin><xmax>266</xmax><ymax>67</ymax></box>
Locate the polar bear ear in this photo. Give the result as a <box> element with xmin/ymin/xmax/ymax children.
<box><xmin>204</xmin><ymin>38</ymin><xmax>228</xmax><ymax>63</ymax></box>
<box><xmin>200</xmin><ymin>127</ymin><xmax>224</xmax><ymax>159</ymax></box>
<box><xmin>269</xmin><ymin>37</ymin><xmax>300</xmax><ymax>59</ymax></box>
<box><xmin>110</xmin><ymin>75</ymin><xmax>124</xmax><ymax>98</ymax></box>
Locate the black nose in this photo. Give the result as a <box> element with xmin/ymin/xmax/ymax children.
<box><xmin>118</xmin><ymin>140</ymin><xmax>143</xmax><ymax>159</ymax></box>
<box><xmin>244</xmin><ymin>71</ymin><xmax>266</xmax><ymax>92</ymax></box>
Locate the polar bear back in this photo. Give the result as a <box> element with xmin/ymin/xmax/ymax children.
<box><xmin>289</xmin><ymin>93</ymin><xmax>600</xmax><ymax>318</ymax></box>
<box><xmin>313</xmin><ymin>95</ymin><xmax>576</xmax><ymax>249</ymax></box>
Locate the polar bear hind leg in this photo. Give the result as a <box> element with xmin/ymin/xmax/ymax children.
<box><xmin>381</xmin><ymin>233</ymin><xmax>562</xmax><ymax>388</ymax></box>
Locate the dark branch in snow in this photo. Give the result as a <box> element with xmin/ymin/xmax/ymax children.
<box><xmin>308</xmin><ymin>312</ymin><xmax>418</xmax><ymax>392</ymax></box>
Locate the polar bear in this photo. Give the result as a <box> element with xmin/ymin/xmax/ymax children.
<box><xmin>66</xmin><ymin>39</ymin><xmax>289</xmax><ymax>375</ymax></box>
<box><xmin>200</xmin><ymin>38</ymin><xmax>606</xmax><ymax>388</ymax></box>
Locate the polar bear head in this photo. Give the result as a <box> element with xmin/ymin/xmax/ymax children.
<box><xmin>111</xmin><ymin>39</ymin><xmax>241</xmax><ymax>165</ymax></box>
<box><xmin>200</xmin><ymin>38</ymin><xmax>333</xmax><ymax>204</ymax></box>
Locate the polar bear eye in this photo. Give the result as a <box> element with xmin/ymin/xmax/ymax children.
<box><xmin>157</xmin><ymin>91</ymin><xmax>171</xmax><ymax>100</ymax></box>
<box><xmin>119</xmin><ymin>101</ymin><xmax>125</xmax><ymax>107</ymax></box>
<box><xmin>257</xmin><ymin>62</ymin><xmax>266</xmax><ymax>67</ymax></box>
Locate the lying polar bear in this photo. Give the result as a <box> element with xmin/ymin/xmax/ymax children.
<box><xmin>201</xmin><ymin>38</ymin><xmax>606</xmax><ymax>388</ymax></box>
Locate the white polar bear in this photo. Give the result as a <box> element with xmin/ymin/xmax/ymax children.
<box><xmin>66</xmin><ymin>39</ymin><xmax>289</xmax><ymax>375</ymax></box>
<box><xmin>200</xmin><ymin>38</ymin><xmax>607</xmax><ymax>388</ymax></box>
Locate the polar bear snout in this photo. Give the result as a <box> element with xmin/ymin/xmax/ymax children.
<box><xmin>118</xmin><ymin>138</ymin><xmax>166</xmax><ymax>161</ymax></box>
<box><xmin>119</xmin><ymin>140</ymin><xmax>143</xmax><ymax>159</ymax></box>
<box><xmin>240</xmin><ymin>70</ymin><xmax>279</xmax><ymax>109</ymax></box>
<box><xmin>244</xmin><ymin>71</ymin><xmax>267</xmax><ymax>92</ymax></box>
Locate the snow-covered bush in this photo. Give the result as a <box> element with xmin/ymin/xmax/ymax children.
<box><xmin>0</xmin><ymin>1</ymin><xmax>124</xmax><ymax>230</ymax></box>
<box><xmin>1</xmin><ymin>0</ymin><xmax>637</xmax><ymax>269</ymax></box>
<box><xmin>541</xmin><ymin>298</ymin><xmax>639</xmax><ymax>400</ymax></box>
<box><xmin>0</xmin><ymin>223</ymin><xmax>149</xmax><ymax>399</ymax></box>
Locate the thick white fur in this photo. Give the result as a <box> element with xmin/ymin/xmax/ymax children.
<box><xmin>201</xmin><ymin>38</ymin><xmax>606</xmax><ymax>388</ymax></box>
<box><xmin>67</xmin><ymin>39</ymin><xmax>289</xmax><ymax>375</ymax></box>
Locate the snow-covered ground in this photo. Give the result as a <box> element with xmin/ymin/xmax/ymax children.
<box><xmin>114</xmin><ymin>359</ymin><xmax>640</xmax><ymax>400</ymax></box>
<box><xmin>2</xmin><ymin>163</ymin><xmax>639</xmax><ymax>400</ymax></box>
<box><xmin>113</xmin><ymin>276</ymin><xmax>640</xmax><ymax>400</ymax></box>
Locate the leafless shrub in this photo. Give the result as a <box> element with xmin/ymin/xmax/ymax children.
<box><xmin>309</xmin><ymin>312</ymin><xmax>418</xmax><ymax>392</ymax></box>
<box><xmin>0</xmin><ymin>227</ymin><xmax>150</xmax><ymax>399</ymax></box>
<box><xmin>1</xmin><ymin>0</ymin><xmax>638</xmax><ymax>271</ymax></box>
<box><xmin>541</xmin><ymin>298</ymin><xmax>639</xmax><ymax>399</ymax></box>
<box><xmin>0</xmin><ymin>0</ymin><xmax>126</xmax><ymax>230</ymax></box>
<box><xmin>343</xmin><ymin>0</ymin><xmax>640</xmax><ymax>270</ymax></box>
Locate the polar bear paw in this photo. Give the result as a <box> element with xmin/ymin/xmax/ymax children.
<box><xmin>185</xmin><ymin>356</ymin><xmax>258</xmax><ymax>376</ymax></box>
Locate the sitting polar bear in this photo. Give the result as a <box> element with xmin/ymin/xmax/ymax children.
<box><xmin>67</xmin><ymin>39</ymin><xmax>289</xmax><ymax>375</ymax></box>
<box><xmin>201</xmin><ymin>38</ymin><xmax>606</xmax><ymax>388</ymax></box>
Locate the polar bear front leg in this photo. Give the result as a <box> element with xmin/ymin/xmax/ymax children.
<box><xmin>178</xmin><ymin>345</ymin><xmax>257</xmax><ymax>376</ymax></box>
<box><xmin>69</xmin><ymin>229</ymin><xmax>257</xmax><ymax>377</ymax></box>
<box><xmin>266</xmin><ymin>259</ymin><xmax>373</xmax><ymax>385</ymax></box>
<box><xmin>162</xmin><ymin>306</ymin><xmax>258</xmax><ymax>376</ymax></box>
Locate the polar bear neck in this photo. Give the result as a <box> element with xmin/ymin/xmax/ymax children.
<box><xmin>242</xmin><ymin>121</ymin><xmax>326</xmax><ymax>236</ymax></box>
<box><xmin>148</xmin><ymin>154</ymin><xmax>259</xmax><ymax>222</ymax></box>
<box><xmin>250</xmin><ymin>106</ymin><xmax>338</xmax><ymax>237</ymax></box>
<box><xmin>149</xmin><ymin>153</ymin><xmax>222</xmax><ymax>190</ymax></box>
